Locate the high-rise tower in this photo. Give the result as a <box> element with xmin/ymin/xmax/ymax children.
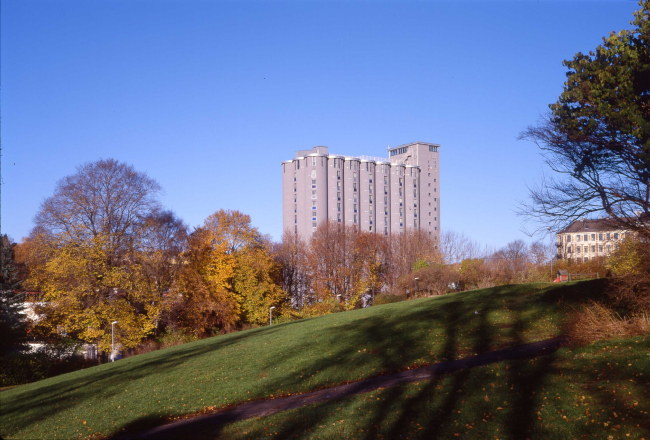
<box><xmin>281</xmin><ymin>142</ymin><xmax>440</xmax><ymax>243</ymax></box>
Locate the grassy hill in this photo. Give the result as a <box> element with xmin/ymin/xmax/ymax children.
<box><xmin>2</xmin><ymin>280</ymin><xmax>646</xmax><ymax>439</ymax></box>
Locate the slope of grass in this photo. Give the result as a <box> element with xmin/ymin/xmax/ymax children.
<box><xmin>1</xmin><ymin>281</ymin><xmax>606</xmax><ymax>439</ymax></box>
<box><xmin>214</xmin><ymin>335</ymin><xmax>650</xmax><ymax>440</ymax></box>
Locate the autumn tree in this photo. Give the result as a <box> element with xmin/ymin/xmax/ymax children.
<box><xmin>173</xmin><ymin>210</ymin><xmax>285</xmax><ymax>334</ymax></box>
<box><xmin>489</xmin><ymin>239</ymin><xmax>531</xmax><ymax>284</ymax></box>
<box><xmin>171</xmin><ymin>226</ymin><xmax>237</xmax><ymax>336</ymax></box>
<box><xmin>519</xmin><ymin>1</ymin><xmax>650</xmax><ymax>235</ymax></box>
<box><xmin>23</xmin><ymin>159</ymin><xmax>166</xmax><ymax>352</ymax></box>
<box><xmin>398</xmin><ymin>263</ymin><xmax>458</xmax><ymax>298</ymax></box>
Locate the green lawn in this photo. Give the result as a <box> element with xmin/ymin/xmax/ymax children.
<box><xmin>215</xmin><ymin>335</ymin><xmax>650</xmax><ymax>440</ymax></box>
<box><xmin>0</xmin><ymin>281</ymin><xmax>610</xmax><ymax>439</ymax></box>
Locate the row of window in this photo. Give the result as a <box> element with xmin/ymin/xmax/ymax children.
<box><xmin>561</xmin><ymin>232</ymin><xmax>625</xmax><ymax>243</ymax></box>
<box><xmin>565</xmin><ymin>244</ymin><xmax>614</xmax><ymax>254</ymax></box>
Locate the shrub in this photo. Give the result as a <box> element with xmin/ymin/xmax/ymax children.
<box><xmin>564</xmin><ymin>301</ymin><xmax>650</xmax><ymax>346</ymax></box>
<box><xmin>0</xmin><ymin>343</ymin><xmax>96</xmax><ymax>387</ymax></box>
<box><xmin>372</xmin><ymin>293</ymin><xmax>405</xmax><ymax>305</ymax></box>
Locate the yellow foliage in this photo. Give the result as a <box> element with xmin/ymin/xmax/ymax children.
<box><xmin>27</xmin><ymin>233</ymin><xmax>160</xmax><ymax>352</ymax></box>
<box><xmin>607</xmin><ymin>239</ymin><xmax>643</xmax><ymax>276</ymax></box>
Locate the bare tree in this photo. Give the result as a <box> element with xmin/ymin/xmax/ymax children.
<box><xmin>273</xmin><ymin>230</ymin><xmax>309</xmax><ymax>308</ymax></box>
<box><xmin>35</xmin><ymin>158</ymin><xmax>162</xmax><ymax>258</ymax></box>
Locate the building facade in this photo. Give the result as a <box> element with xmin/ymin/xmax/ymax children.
<box><xmin>281</xmin><ymin>142</ymin><xmax>440</xmax><ymax>242</ymax></box>
<box><xmin>556</xmin><ymin>219</ymin><xmax>631</xmax><ymax>262</ymax></box>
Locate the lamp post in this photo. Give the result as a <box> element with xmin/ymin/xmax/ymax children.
<box><xmin>111</xmin><ymin>321</ymin><xmax>118</xmax><ymax>362</ymax></box>
<box><xmin>547</xmin><ymin>227</ymin><xmax>554</xmax><ymax>281</ymax></box>
<box><xmin>269</xmin><ymin>306</ymin><xmax>275</xmax><ymax>326</ymax></box>
<box><xmin>414</xmin><ymin>277</ymin><xmax>419</xmax><ymax>298</ymax></box>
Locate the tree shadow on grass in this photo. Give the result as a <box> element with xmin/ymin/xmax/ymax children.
<box><xmin>109</xmin><ymin>281</ymin><xmax>605</xmax><ymax>439</ymax></box>
<box><xmin>4</xmin><ymin>280</ymin><xmax>608</xmax><ymax>439</ymax></box>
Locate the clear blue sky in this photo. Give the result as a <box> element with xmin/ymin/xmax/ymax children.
<box><xmin>1</xmin><ymin>0</ymin><xmax>640</xmax><ymax>248</ymax></box>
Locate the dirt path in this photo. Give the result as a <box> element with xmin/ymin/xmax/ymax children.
<box><xmin>124</xmin><ymin>337</ymin><xmax>564</xmax><ymax>439</ymax></box>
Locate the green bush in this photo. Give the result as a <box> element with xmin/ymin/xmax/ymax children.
<box><xmin>372</xmin><ymin>293</ymin><xmax>405</xmax><ymax>305</ymax></box>
<box><xmin>0</xmin><ymin>349</ymin><xmax>95</xmax><ymax>387</ymax></box>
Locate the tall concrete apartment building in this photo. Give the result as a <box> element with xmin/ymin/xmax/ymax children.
<box><xmin>282</xmin><ymin>141</ymin><xmax>440</xmax><ymax>242</ymax></box>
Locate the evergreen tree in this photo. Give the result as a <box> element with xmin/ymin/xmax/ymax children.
<box><xmin>0</xmin><ymin>235</ymin><xmax>27</xmax><ymax>354</ymax></box>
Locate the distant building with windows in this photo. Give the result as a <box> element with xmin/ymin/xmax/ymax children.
<box><xmin>281</xmin><ymin>142</ymin><xmax>440</xmax><ymax>241</ymax></box>
<box><xmin>556</xmin><ymin>218</ymin><xmax>633</xmax><ymax>262</ymax></box>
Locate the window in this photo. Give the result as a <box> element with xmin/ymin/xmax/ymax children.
<box><xmin>353</xmin><ymin>183</ymin><xmax>357</xmax><ymax>191</ymax></box>
<box><xmin>576</xmin><ymin>245</ymin><xmax>581</xmax><ymax>253</ymax></box>
<box><xmin>414</xmin><ymin>220</ymin><xmax>417</xmax><ymax>227</ymax></box>
<box><xmin>591</xmin><ymin>245</ymin><xmax>596</xmax><ymax>252</ymax></box>
<box><xmin>413</xmin><ymin>189</ymin><xmax>417</xmax><ymax>197</ymax></box>
<box><xmin>294</xmin><ymin>215</ymin><xmax>297</xmax><ymax>223</ymax></box>
<box><xmin>384</xmin><ymin>186</ymin><xmax>388</xmax><ymax>195</ymax></box>
<box><xmin>614</xmin><ymin>233</ymin><xmax>619</xmax><ymax>239</ymax></box>
<box><xmin>337</xmin><ymin>181</ymin><xmax>341</xmax><ymax>190</ymax></box>
<box><xmin>354</xmin><ymin>204</ymin><xmax>357</xmax><ymax>213</ymax></box>
<box><xmin>584</xmin><ymin>257</ymin><xmax>589</xmax><ymax>262</ymax></box>
<box><xmin>606</xmin><ymin>233</ymin><xmax>611</xmax><ymax>240</ymax></box>
<box><xmin>337</xmin><ymin>203</ymin><xmax>341</xmax><ymax>211</ymax></box>
<box><xmin>354</xmin><ymin>214</ymin><xmax>357</xmax><ymax>224</ymax></box>
<box><xmin>384</xmin><ymin>176</ymin><xmax>388</xmax><ymax>184</ymax></box>
<box><xmin>429</xmin><ymin>212</ymin><xmax>431</xmax><ymax>216</ymax></box>
<box><xmin>337</xmin><ymin>192</ymin><xmax>341</xmax><ymax>201</ymax></box>
<box><xmin>384</xmin><ymin>196</ymin><xmax>388</xmax><ymax>204</ymax></box>
<box><xmin>312</xmin><ymin>222</ymin><xmax>317</xmax><ymax>227</ymax></box>
<box><xmin>606</xmin><ymin>244</ymin><xmax>611</xmax><ymax>252</ymax></box>
<box><xmin>591</xmin><ymin>234</ymin><xmax>596</xmax><ymax>241</ymax></box>
<box><xmin>337</xmin><ymin>170</ymin><xmax>341</xmax><ymax>179</ymax></box>
<box><xmin>576</xmin><ymin>235</ymin><xmax>581</xmax><ymax>242</ymax></box>
<box><xmin>583</xmin><ymin>234</ymin><xmax>588</xmax><ymax>241</ymax></box>
<box><xmin>428</xmin><ymin>183</ymin><xmax>431</xmax><ymax>187</ymax></box>
<box><xmin>599</xmin><ymin>233</ymin><xmax>603</xmax><ymax>240</ymax></box>
<box><xmin>337</xmin><ymin>213</ymin><xmax>341</xmax><ymax>221</ymax></box>
<box><xmin>599</xmin><ymin>245</ymin><xmax>603</xmax><ymax>252</ymax></box>
<box><xmin>312</xmin><ymin>190</ymin><xmax>316</xmax><ymax>195</ymax></box>
<box><xmin>353</xmin><ymin>172</ymin><xmax>357</xmax><ymax>181</ymax></box>
<box><xmin>567</xmin><ymin>235</ymin><xmax>572</xmax><ymax>242</ymax></box>
<box><xmin>312</xmin><ymin>157</ymin><xmax>316</xmax><ymax>166</ymax></box>
<box><xmin>429</xmin><ymin>145</ymin><xmax>438</xmax><ymax>152</ymax></box>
